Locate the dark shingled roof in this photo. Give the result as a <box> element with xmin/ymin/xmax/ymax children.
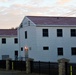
<box><xmin>0</xmin><ymin>29</ymin><xmax>17</xmax><ymax>36</ymax></box>
<box><xmin>27</xmin><ymin>16</ymin><xmax>76</xmax><ymax>26</ymax></box>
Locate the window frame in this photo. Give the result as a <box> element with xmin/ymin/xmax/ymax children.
<box><xmin>71</xmin><ymin>47</ymin><xmax>76</xmax><ymax>55</ymax></box>
<box><xmin>43</xmin><ymin>46</ymin><xmax>49</xmax><ymax>50</ymax></box>
<box><xmin>57</xmin><ymin>48</ymin><xmax>63</xmax><ymax>56</ymax></box>
<box><xmin>14</xmin><ymin>38</ymin><xmax>18</xmax><ymax>44</ymax></box>
<box><xmin>25</xmin><ymin>31</ymin><xmax>27</xmax><ymax>39</ymax></box>
<box><xmin>14</xmin><ymin>50</ymin><xmax>18</xmax><ymax>60</ymax></box>
<box><xmin>71</xmin><ymin>29</ymin><xmax>76</xmax><ymax>37</ymax></box>
<box><xmin>42</xmin><ymin>29</ymin><xmax>48</xmax><ymax>37</ymax></box>
<box><xmin>21</xmin><ymin>47</ymin><xmax>23</xmax><ymax>51</ymax></box>
<box><xmin>2</xmin><ymin>38</ymin><xmax>6</xmax><ymax>44</ymax></box>
<box><xmin>57</xmin><ymin>29</ymin><xmax>63</xmax><ymax>37</ymax></box>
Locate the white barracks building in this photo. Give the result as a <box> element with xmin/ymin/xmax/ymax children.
<box><xmin>1</xmin><ymin>16</ymin><xmax>76</xmax><ymax>63</ymax></box>
<box><xmin>18</xmin><ymin>16</ymin><xmax>76</xmax><ymax>63</ymax></box>
<box><xmin>0</xmin><ymin>29</ymin><xmax>18</xmax><ymax>60</ymax></box>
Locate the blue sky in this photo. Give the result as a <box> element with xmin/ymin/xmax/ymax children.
<box><xmin>0</xmin><ymin>0</ymin><xmax>76</xmax><ymax>29</ymax></box>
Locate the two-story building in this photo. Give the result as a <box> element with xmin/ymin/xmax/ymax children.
<box><xmin>18</xmin><ymin>16</ymin><xmax>76</xmax><ymax>63</ymax></box>
<box><xmin>0</xmin><ymin>29</ymin><xmax>19</xmax><ymax>60</ymax></box>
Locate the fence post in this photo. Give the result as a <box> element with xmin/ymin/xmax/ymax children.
<box><xmin>12</xmin><ymin>61</ymin><xmax>14</xmax><ymax>70</ymax></box>
<box><xmin>6</xmin><ymin>58</ymin><xmax>11</xmax><ymax>70</ymax></box>
<box><xmin>58</xmin><ymin>58</ymin><xmax>70</xmax><ymax>75</ymax></box>
<box><xmin>26</xmin><ymin>58</ymin><xmax>34</xmax><ymax>74</ymax></box>
<box><xmin>70</xmin><ymin>66</ymin><xmax>72</xmax><ymax>75</ymax></box>
<box><xmin>39</xmin><ymin>61</ymin><xmax>40</xmax><ymax>75</ymax></box>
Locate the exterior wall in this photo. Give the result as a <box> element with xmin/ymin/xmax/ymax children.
<box><xmin>18</xmin><ymin>16</ymin><xmax>76</xmax><ymax>63</ymax></box>
<box><xmin>18</xmin><ymin>17</ymin><xmax>36</xmax><ymax>60</ymax></box>
<box><xmin>0</xmin><ymin>36</ymin><xmax>18</xmax><ymax>60</ymax></box>
<box><xmin>28</xmin><ymin>26</ymin><xmax>76</xmax><ymax>63</ymax></box>
<box><xmin>1</xmin><ymin>16</ymin><xmax>76</xmax><ymax>63</ymax></box>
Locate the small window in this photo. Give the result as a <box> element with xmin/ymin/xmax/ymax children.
<box><xmin>2</xmin><ymin>55</ymin><xmax>9</xmax><ymax>60</ymax></box>
<box><xmin>14</xmin><ymin>51</ymin><xmax>18</xmax><ymax>60</ymax></box>
<box><xmin>42</xmin><ymin>29</ymin><xmax>48</xmax><ymax>37</ymax></box>
<box><xmin>71</xmin><ymin>29</ymin><xmax>76</xmax><ymax>37</ymax></box>
<box><xmin>28</xmin><ymin>21</ymin><xmax>30</xmax><ymax>26</ymax></box>
<box><xmin>57</xmin><ymin>48</ymin><xmax>63</xmax><ymax>55</ymax></box>
<box><xmin>43</xmin><ymin>47</ymin><xmax>49</xmax><ymax>50</ymax></box>
<box><xmin>2</xmin><ymin>38</ymin><xmax>6</xmax><ymax>44</ymax></box>
<box><xmin>15</xmin><ymin>51</ymin><xmax>18</xmax><ymax>56</ymax></box>
<box><xmin>57</xmin><ymin>29</ymin><xmax>63</xmax><ymax>37</ymax></box>
<box><xmin>25</xmin><ymin>31</ymin><xmax>27</xmax><ymax>39</ymax></box>
<box><xmin>21</xmin><ymin>47</ymin><xmax>23</xmax><ymax>51</ymax></box>
<box><xmin>14</xmin><ymin>38</ymin><xmax>18</xmax><ymax>44</ymax></box>
<box><xmin>71</xmin><ymin>47</ymin><xmax>76</xmax><ymax>55</ymax></box>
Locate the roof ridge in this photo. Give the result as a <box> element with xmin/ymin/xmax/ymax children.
<box><xmin>27</xmin><ymin>16</ymin><xmax>76</xmax><ymax>18</ymax></box>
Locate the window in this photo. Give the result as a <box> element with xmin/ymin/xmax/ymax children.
<box><xmin>2</xmin><ymin>38</ymin><xmax>6</xmax><ymax>44</ymax></box>
<box><xmin>14</xmin><ymin>51</ymin><xmax>18</xmax><ymax>60</ymax></box>
<box><xmin>71</xmin><ymin>29</ymin><xmax>76</xmax><ymax>37</ymax></box>
<box><xmin>43</xmin><ymin>46</ymin><xmax>49</xmax><ymax>50</ymax></box>
<box><xmin>2</xmin><ymin>55</ymin><xmax>9</xmax><ymax>60</ymax></box>
<box><xmin>21</xmin><ymin>47</ymin><xmax>23</xmax><ymax>51</ymax></box>
<box><xmin>42</xmin><ymin>29</ymin><xmax>48</xmax><ymax>37</ymax></box>
<box><xmin>25</xmin><ymin>31</ymin><xmax>27</xmax><ymax>39</ymax></box>
<box><xmin>14</xmin><ymin>38</ymin><xmax>18</xmax><ymax>44</ymax></box>
<box><xmin>15</xmin><ymin>51</ymin><xmax>18</xmax><ymax>56</ymax></box>
<box><xmin>57</xmin><ymin>48</ymin><xmax>63</xmax><ymax>55</ymax></box>
<box><xmin>71</xmin><ymin>47</ymin><xmax>76</xmax><ymax>55</ymax></box>
<box><xmin>57</xmin><ymin>29</ymin><xmax>63</xmax><ymax>37</ymax></box>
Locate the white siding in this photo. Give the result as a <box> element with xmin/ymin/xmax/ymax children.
<box><xmin>28</xmin><ymin>26</ymin><xmax>76</xmax><ymax>63</ymax></box>
<box><xmin>18</xmin><ymin>17</ymin><xmax>37</xmax><ymax>60</ymax></box>
<box><xmin>18</xmin><ymin>17</ymin><xmax>76</xmax><ymax>63</ymax></box>
<box><xmin>0</xmin><ymin>36</ymin><xmax>18</xmax><ymax>60</ymax></box>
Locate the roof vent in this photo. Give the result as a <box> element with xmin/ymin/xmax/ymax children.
<box><xmin>57</xmin><ymin>17</ymin><xmax>59</xmax><ymax>19</ymax></box>
<box><xmin>28</xmin><ymin>21</ymin><xmax>30</xmax><ymax>26</ymax></box>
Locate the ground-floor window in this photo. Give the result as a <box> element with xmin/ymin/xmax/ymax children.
<box><xmin>14</xmin><ymin>50</ymin><xmax>18</xmax><ymax>60</ymax></box>
<box><xmin>57</xmin><ymin>48</ymin><xmax>63</xmax><ymax>56</ymax></box>
<box><xmin>71</xmin><ymin>47</ymin><xmax>76</xmax><ymax>55</ymax></box>
<box><xmin>2</xmin><ymin>55</ymin><xmax>9</xmax><ymax>60</ymax></box>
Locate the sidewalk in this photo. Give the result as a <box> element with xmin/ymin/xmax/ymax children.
<box><xmin>0</xmin><ymin>70</ymin><xmax>47</xmax><ymax>75</ymax></box>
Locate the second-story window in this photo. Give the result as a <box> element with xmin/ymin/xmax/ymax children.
<box><xmin>25</xmin><ymin>31</ymin><xmax>27</xmax><ymax>39</ymax></box>
<box><xmin>57</xmin><ymin>29</ymin><xmax>63</xmax><ymax>37</ymax></box>
<box><xmin>2</xmin><ymin>38</ymin><xmax>6</xmax><ymax>44</ymax></box>
<box><xmin>14</xmin><ymin>38</ymin><xmax>18</xmax><ymax>44</ymax></box>
<box><xmin>71</xmin><ymin>29</ymin><xmax>76</xmax><ymax>37</ymax></box>
<box><xmin>71</xmin><ymin>47</ymin><xmax>76</xmax><ymax>55</ymax></box>
<box><xmin>42</xmin><ymin>29</ymin><xmax>48</xmax><ymax>37</ymax></box>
